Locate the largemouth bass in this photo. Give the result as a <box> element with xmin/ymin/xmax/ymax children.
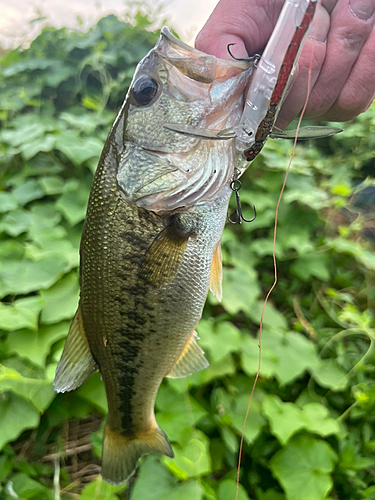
<box><xmin>54</xmin><ymin>28</ymin><xmax>255</xmax><ymax>484</ymax></box>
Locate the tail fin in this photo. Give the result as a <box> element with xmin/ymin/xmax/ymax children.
<box><xmin>101</xmin><ymin>424</ymin><xmax>174</xmax><ymax>485</ymax></box>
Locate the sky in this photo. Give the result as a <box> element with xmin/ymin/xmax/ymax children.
<box><xmin>0</xmin><ymin>0</ymin><xmax>219</xmax><ymax>49</ymax></box>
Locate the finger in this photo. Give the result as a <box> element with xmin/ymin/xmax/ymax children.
<box><xmin>276</xmin><ymin>4</ymin><xmax>331</xmax><ymax>128</ymax></box>
<box><xmin>195</xmin><ymin>0</ymin><xmax>285</xmax><ymax>58</ymax></box>
<box><xmin>305</xmin><ymin>0</ymin><xmax>375</xmax><ymax>118</ymax></box>
<box><xmin>322</xmin><ymin>27</ymin><xmax>375</xmax><ymax>120</ymax></box>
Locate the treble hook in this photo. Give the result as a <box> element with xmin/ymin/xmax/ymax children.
<box><xmin>227</xmin><ymin>179</ymin><xmax>257</xmax><ymax>224</ymax></box>
<box><xmin>227</xmin><ymin>43</ymin><xmax>261</xmax><ymax>68</ymax></box>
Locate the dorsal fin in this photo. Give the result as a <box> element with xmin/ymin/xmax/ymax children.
<box><xmin>54</xmin><ymin>304</ymin><xmax>97</xmax><ymax>393</ymax></box>
<box><xmin>139</xmin><ymin>219</ymin><xmax>191</xmax><ymax>286</ymax></box>
<box><xmin>209</xmin><ymin>242</ymin><xmax>223</xmax><ymax>301</ymax></box>
<box><xmin>166</xmin><ymin>331</ymin><xmax>209</xmax><ymax>378</ymax></box>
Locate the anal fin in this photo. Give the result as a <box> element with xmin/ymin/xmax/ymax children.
<box><xmin>166</xmin><ymin>331</ymin><xmax>209</xmax><ymax>379</ymax></box>
<box><xmin>209</xmin><ymin>241</ymin><xmax>223</xmax><ymax>301</ymax></box>
<box><xmin>139</xmin><ymin>218</ymin><xmax>191</xmax><ymax>286</ymax></box>
<box><xmin>53</xmin><ymin>304</ymin><xmax>97</xmax><ymax>393</ymax></box>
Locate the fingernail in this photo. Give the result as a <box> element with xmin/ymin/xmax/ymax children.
<box><xmin>349</xmin><ymin>0</ymin><xmax>375</xmax><ymax>21</ymax></box>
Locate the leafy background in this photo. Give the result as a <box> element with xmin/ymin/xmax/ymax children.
<box><xmin>0</xmin><ymin>10</ymin><xmax>374</xmax><ymax>500</ymax></box>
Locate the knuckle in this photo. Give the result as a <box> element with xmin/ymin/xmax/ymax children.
<box><xmin>336</xmin><ymin>26</ymin><xmax>369</xmax><ymax>54</ymax></box>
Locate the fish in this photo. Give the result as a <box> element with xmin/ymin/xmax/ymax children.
<box><xmin>53</xmin><ymin>27</ymin><xmax>256</xmax><ymax>485</ymax></box>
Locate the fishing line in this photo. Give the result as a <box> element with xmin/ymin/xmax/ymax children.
<box><xmin>235</xmin><ymin>2</ymin><xmax>322</xmax><ymax>498</ymax></box>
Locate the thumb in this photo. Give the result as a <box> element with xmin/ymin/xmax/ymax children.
<box><xmin>195</xmin><ymin>0</ymin><xmax>284</xmax><ymax>59</ymax></box>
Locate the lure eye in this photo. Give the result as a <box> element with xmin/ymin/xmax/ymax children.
<box><xmin>132</xmin><ymin>76</ymin><xmax>159</xmax><ymax>106</ymax></box>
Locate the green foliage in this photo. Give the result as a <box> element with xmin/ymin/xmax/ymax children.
<box><xmin>0</xmin><ymin>9</ymin><xmax>374</xmax><ymax>500</ymax></box>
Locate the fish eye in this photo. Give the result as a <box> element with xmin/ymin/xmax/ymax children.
<box><xmin>132</xmin><ymin>76</ymin><xmax>159</xmax><ymax>106</ymax></box>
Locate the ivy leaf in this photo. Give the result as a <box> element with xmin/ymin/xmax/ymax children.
<box><xmin>0</xmin><ymin>365</ymin><xmax>55</xmax><ymax>413</ymax></box>
<box><xmin>0</xmin><ymin>393</ymin><xmax>40</xmax><ymax>450</ymax></box>
<box><xmin>7</xmin><ymin>321</ymin><xmax>70</xmax><ymax>367</ymax></box>
<box><xmin>0</xmin><ymin>301</ymin><xmax>38</xmax><ymax>331</ymax></box>
<box><xmin>12</xmin><ymin>180</ymin><xmax>45</xmax><ymax>206</ymax></box>
<box><xmin>55</xmin><ymin>131</ymin><xmax>103</xmax><ymax>166</ymax></box>
<box><xmin>132</xmin><ymin>456</ymin><xmax>177</xmax><ymax>500</ymax></box>
<box><xmin>164</xmin><ymin>430</ymin><xmax>211</xmax><ymax>479</ymax></box>
<box><xmin>0</xmin><ymin>192</ymin><xmax>18</xmax><ymax>213</ymax></box>
<box><xmin>79</xmin><ymin>476</ymin><xmax>124</xmax><ymax>500</ymax></box>
<box><xmin>241</xmin><ymin>330</ymin><xmax>319</xmax><ymax>385</ymax></box>
<box><xmin>262</xmin><ymin>395</ymin><xmax>306</xmax><ymax>445</ymax></box>
<box><xmin>270</xmin><ymin>435</ymin><xmax>337</xmax><ymax>500</ymax></box>
<box><xmin>40</xmin><ymin>272</ymin><xmax>79</xmax><ymax>324</ymax></box>
<box><xmin>301</xmin><ymin>403</ymin><xmax>340</xmax><ymax>437</ymax></box>
<box><xmin>310</xmin><ymin>360</ymin><xmax>348</xmax><ymax>391</ymax></box>
<box><xmin>230</xmin><ymin>394</ymin><xmax>265</xmax><ymax>444</ymax></box>
<box><xmin>262</xmin><ymin>396</ymin><xmax>341</xmax><ymax>445</ymax></box>
<box><xmin>8</xmin><ymin>472</ymin><xmax>51</xmax><ymax>499</ymax></box>
<box><xmin>156</xmin><ymin>385</ymin><xmax>207</xmax><ymax>443</ymax></box>
<box><xmin>55</xmin><ymin>189</ymin><xmax>89</xmax><ymax>225</ymax></box>
<box><xmin>0</xmin><ymin>257</ymin><xmax>68</xmax><ymax>296</ymax></box>
<box><xmin>0</xmin><ymin>208</ymin><xmax>32</xmax><ymax>236</ymax></box>
<box><xmin>198</xmin><ymin>320</ymin><xmax>241</xmax><ymax>363</ymax></box>
<box><xmin>218</xmin><ymin>479</ymin><xmax>250</xmax><ymax>500</ymax></box>
<box><xmin>221</xmin><ymin>267</ymin><xmax>260</xmax><ymax>316</ymax></box>
<box><xmin>291</xmin><ymin>254</ymin><xmax>330</xmax><ymax>282</ymax></box>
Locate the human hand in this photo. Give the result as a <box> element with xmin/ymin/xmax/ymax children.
<box><xmin>195</xmin><ymin>0</ymin><xmax>375</xmax><ymax>129</ymax></box>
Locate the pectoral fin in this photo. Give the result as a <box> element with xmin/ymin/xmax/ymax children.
<box><xmin>209</xmin><ymin>242</ymin><xmax>223</xmax><ymax>301</ymax></box>
<box><xmin>166</xmin><ymin>331</ymin><xmax>209</xmax><ymax>378</ymax></box>
<box><xmin>139</xmin><ymin>219</ymin><xmax>191</xmax><ymax>286</ymax></box>
<box><xmin>53</xmin><ymin>304</ymin><xmax>97</xmax><ymax>393</ymax></box>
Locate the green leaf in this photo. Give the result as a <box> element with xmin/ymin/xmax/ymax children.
<box><xmin>7</xmin><ymin>321</ymin><xmax>70</xmax><ymax>367</ymax></box>
<box><xmin>262</xmin><ymin>395</ymin><xmax>306</xmax><ymax>445</ymax></box>
<box><xmin>290</xmin><ymin>254</ymin><xmax>330</xmax><ymax>282</ymax></box>
<box><xmin>218</xmin><ymin>479</ymin><xmax>250</xmax><ymax>500</ymax></box>
<box><xmin>310</xmin><ymin>359</ymin><xmax>348</xmax><ymax>391</ymax></box>
<box><xmin>0</xmin><ymin>257</ymin><xmax>68</xmax><ymax>296</ymax></box>
<box><xmin>156</xmin><ymin>385</ymin><xmax>207</xmax><ymax>443</ymax></box>
<box><xmin>0</xmin><ymin>301</ymin><xmax>38</xmax><ymax>331</ymax></box>
<box><xmin>76</xmin><ymin>372</ymin><xmax>107</xmax><ymax>413</ymax></box>
<box><xmin>55</xmin><ymin>130</ymin><xmax>103</xmax><ymax>165</ymax></box>
<box><xmin>0</xmin><ymin>192</ymin><xmax>18</xmax><ymax>213</ymax></box>
<box><xmin>79</xmin><ymin>476</ymin><xmax>125</xmax><ymax>499</ymax></box>
<box><xmin>241</xmin><ymin>330</ymin><xmax>319</xmax><ymax>385</ymax></box>
<box><xmin>55</xmin><ymin>189</ymin><xmax>89</xmax><ymax>225</ymax></box>
<box><xmin>270</xmin><ymin>435</ymin><xmax>337</xmax><ymax>500</ymax></box>
<box><xmin>20</xmin><ymin>134</ymin><xmax>56</xmax><ymax>160</ymax></box>
<box><xmin>132</xmin><ymin>456</ymin><xmax>177</xmax><ymax>500</ymax></box>
<box><xmin>0</xmin><ymin>365</ymin><xmax>55</xmax><ymax>413</ymax></box>
<box><xmin>0</xmin><ymin>393</ymin><xmax>40</xmax><ymax>450</ymax></box>
<box><xmin>0</xmin><ymin>209</ymin><xmax>32</xmax><ymax>236</ymax></box>
<box><xmin>12</xmin><ymin>180</ymin><xmax>45</xmax><ymax>206</ymax></box>
<box><xmin>301</xmin><ymin>403</ymin><xmax>341</xmax><ymax>437</ymax></box>
<box><xmin>40</xmin><ymin>272</ymin><xmax>79</xmax><ymax>324</ymax></box>
<box><xmin>230</xmin><ymin>393</ymin><xmax>265</xmax><ymax>444</ymax></box>
<box><xmin>262</xmin><ymin>396</ymin><xmax>341</xmax><ymax>445</ymax></box>
<box><xmin>198</xmin><ymin>320</ymin><xmax>241</xmax><ymax>363</ymax></box>
<box><xmin>164</xmin><ymin>430</ymin><xmax>211</xmax><ymax>479</ymax></box>
<box><xmin>8</xmin><ymin>472</ymin><xmax>51</xmax><ymax>499</ymax></box>
<box><xmin>221</xmin><ymin>267</ymin><xmax>260</xmax><ymax>316</ymax></box>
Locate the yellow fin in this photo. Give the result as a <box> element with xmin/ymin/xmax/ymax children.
<box><xmin>166</xmin><ymin>331</ymin><xmax>209</xmax><ymax>379</ymax></box>
<box><xmin>139</xmin><ymin>220</ymin><xmax>190</xmax><ymax>286</ymax></box>
<box><xmin>102</xmin><ymin>423</ymin><xmax>174</xmax><ymax>485</ymax></box>
<box><xmin>209</xmin><ymin>242</ymin><xmax>223</xmax><ymax>301</ymax></box>
<box><xmin>53</xmin><ymin>304</ymin><xmax>97</xmax><ymax>393</ymax></box>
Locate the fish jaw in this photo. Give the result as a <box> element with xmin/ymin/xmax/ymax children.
<box><xmin>116</xmin><ymin>27</ymin><xmax>254</xmax><ymax>212</ymax></box>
